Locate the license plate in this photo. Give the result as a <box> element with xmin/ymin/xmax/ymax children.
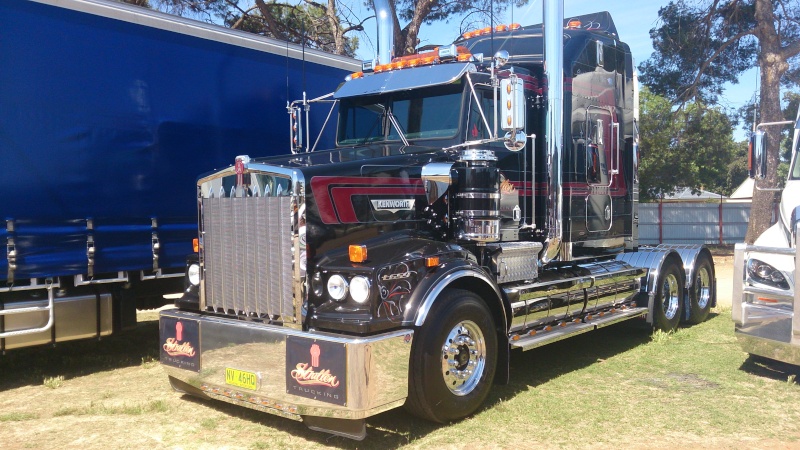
<box><xmin>225</xmin><ymin>368</ymin><xmax>259</xmax><ymax>391</ymax></box>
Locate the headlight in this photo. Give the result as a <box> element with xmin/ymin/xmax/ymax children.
<box><xmin>350</xmin><ymin>276</ymin><xmax>371</xmax><ymax>304</ymax></box>
<box><xmin>187</xmin><ymin>263</ymin><xmax>201</xmax><ymax>286</ymax></box>
<box><xmin>747</xmin><ymin>259</ymin><xmax>789</xmax><ymax>289</ymax></box>
<box><xmin>327</xmin><ymin>274</ymin><xmax>348</xmax><ymax>301</ymax></box>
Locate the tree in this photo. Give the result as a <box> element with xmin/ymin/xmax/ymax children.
<box><xmin>638</xmin><ymin>0</ymin><xmax>800</xmax><ymax>243</ymax></box>
<box><xmin>152</xmin><ymin>0</ymin><xmax>363</xmax><ymax>56</ymax></box>
<box><xmin>372</xmin><ymin>0</ymin><xmax>526</xmax><ymax>57</ymax></box>
<box><xmin>639</xmin><ymin>87</ymin><xmax>744</xmax><ymax>200</ymax></box>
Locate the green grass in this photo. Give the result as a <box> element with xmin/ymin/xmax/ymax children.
<box><xmin>364</xmin><ymin>309</ymin><xmax>800</xmax><ymax>448</ymax></box>
<box><xmin>4</xmin><ymin>303</ymin><xmax>800</xmax><ymax>448</ymax></box>
<box><xmin>53</xmin><ymin>400</ymin><xmax>169</xmax><ymax>417</ymax></box>
<box><xmin>0</xmin><ymin>412</ymin><xmax>39</xmax><ymax>422</ymax></box>
<box><xmin>43</xmin><ymin>375</ymin><xmax>64</xmax><ymax>389</ymax></box>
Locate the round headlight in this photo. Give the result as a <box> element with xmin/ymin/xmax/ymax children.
<box><xmin>350</xmin><ymin>276</ymin><xmax>371</xmax><ymax>304</ymax></box>
<box><xmin>327</xmin><ymin>274</ymin><xmax>348</xmax><ymax>301</ymax></box>
<box><xmin>187</xmin><ymin>263</ymin><xmax>200</xmax><ymax>286</ymax></box>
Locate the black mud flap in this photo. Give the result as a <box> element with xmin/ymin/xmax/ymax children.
<box><xmin>302</xmin><ymin>416</ymin><xmax>366</xmax><ymax>441</ymax></box>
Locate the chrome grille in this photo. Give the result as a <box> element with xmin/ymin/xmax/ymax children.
<box><xmin>202</xmin><ymin>195</ymin><xmax>294</xmax><ymax>320</ymax></box>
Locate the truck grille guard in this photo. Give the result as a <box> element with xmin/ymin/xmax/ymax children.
<box><xmin>197</xmin><ymin>163</ymin><xmax>307</xmax><ymax>328</ymax></box>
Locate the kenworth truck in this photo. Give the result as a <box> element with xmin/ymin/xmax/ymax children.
<box><xmin>160</xmin><ymin>0</ymin><xmax>716</xmax><ymax>440</ymax></box>
<box><xmin>1</xmin><ymin>0</ymin><xmax>357</xmax><ymax>351</ymax></box>
<box><xmin>733</xmin><ymin>105</ymin><xmax>800</xmax><ymax>364</ymax></box>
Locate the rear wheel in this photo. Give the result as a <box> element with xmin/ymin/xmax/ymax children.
<box><xmin>405</xmin><ymin>289</ymin><xmax>497</xmax><ymax>423</ymax></box>
<box><xmin>687</xmin><ymin>252</ymin><xmax>714</xmax><ymax>324</ymax></box>
<box><xmin>652</xmin><ymin>258</ymin><xmax>685</xmax><ymax>332</ymax></box>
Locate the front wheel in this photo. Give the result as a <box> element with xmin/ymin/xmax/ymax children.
<box><xmin>652</xmin><ymin>257</ymin><xmax>685</xmax><ymax>332</ymax></box>
<box><xmin>405</xmin><ymin>289</ymin><xmax>497</xmax><ymax>423</ymax></box>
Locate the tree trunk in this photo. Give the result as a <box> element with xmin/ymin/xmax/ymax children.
<box><xmin>745</xmin><ymin>0</ymin><xmax>789</xmax><ymax>243</ymax></box>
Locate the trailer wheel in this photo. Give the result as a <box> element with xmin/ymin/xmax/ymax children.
<box><xmin>405</xmin><ymin>289</ymin><xmax>497</xmax><ymax>423</ymax></box>
<box><xmin>687</xmin><ymin>252</ymin><xmax>714</xmax><ymax>324</ymax></box>
<box><xmin>652</xmin><ymin>258</ymin><xmax>685</xmax><ymax>332</ymax></box>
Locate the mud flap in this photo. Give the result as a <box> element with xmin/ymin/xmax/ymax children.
<box><xmin>302</xmin><ymin>416</ymin><xmax>366</xmax><ymax>441</ymax></box>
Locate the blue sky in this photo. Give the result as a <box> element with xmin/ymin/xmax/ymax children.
<box><xmin>349</xmin><ymin>0</ymin><xmax>759</xmax><ymax>140</ymax></box>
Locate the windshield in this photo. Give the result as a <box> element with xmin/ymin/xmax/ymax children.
<box><xmin>337</xmin><ymin>83</ymin><xmax>464</xmax><ymax>146</ymax></box>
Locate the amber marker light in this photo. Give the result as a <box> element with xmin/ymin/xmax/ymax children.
<box><xmin>192</xmin><ymin>238</ymin><xmax>199</xmax><ymax>252</ymax></box>
<box><xmin>349</xmin><ymin>245</ymin><xmax>367</xmax><ymax>263</ymax></box>
<box><xmin>425</xmin><ymin>256</ymin><xmax>440</xmax><ymax>267</ymax></box>
<box><xmin>758</xmin><ymin>297</ymin><xmax>779</xmax><ymax>303</ymax></box>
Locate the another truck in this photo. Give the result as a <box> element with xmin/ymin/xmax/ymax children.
<box><xmin>160</xmin><ymin>0</ymin><xmax>717</xmax><ymax>440</ymax></box>
<box><xmin>733</xmin><ymin>105</ymin><xmax>800</xmax><ymax>364</ymax></box>
<box><xmin>0</xmin><ymin>0</ymin><xmax>358</xmax><ymax>351</ymax></box>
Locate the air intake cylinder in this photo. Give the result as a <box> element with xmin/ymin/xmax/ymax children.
<box><xmin>454</xmin><ymin>149</ymin><xmax>501</xmax><ymax>242</ymax></box>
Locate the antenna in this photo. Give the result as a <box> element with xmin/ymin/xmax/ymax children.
<box><xmin>285</xmin><ymin>40</ymin><xmax>290</xmax><ymax>105</ymax></box>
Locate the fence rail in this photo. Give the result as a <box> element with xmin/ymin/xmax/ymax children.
<box><xmin>639</xmin><ymin>201</ymin><xmax>752</xmax><ymax>245</ymax></box>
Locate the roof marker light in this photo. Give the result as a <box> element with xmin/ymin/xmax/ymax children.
<box><xmin>566</xmin><ymin>20</ymin><xmax>582</xmax><ymax>29</ymax></box>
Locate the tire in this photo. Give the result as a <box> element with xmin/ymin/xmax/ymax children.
<box><xmin>686</xmin><ymin>252</ymin><xmax>714</xmax><ymax>324</ymax></box>
<box><xmin>405</xmin><ymin>289</ymin><xmax>498</xmax><ymax>423</ymax></box>
<box><xmin>652</xmin><ymin>257</ymin><xmax>685</xmax><ymax>332</ymax></box>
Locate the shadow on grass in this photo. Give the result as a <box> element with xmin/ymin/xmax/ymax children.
<box><xmin>740</xmin><ymin>354</ymin><xmax>800</xmax><ymax>381</ymax></box>
<box><xmin>173</xmin><ymin>319</ymin><xmax>654</xmax><ymax>448</ymax></box>
<box><xmin>0</xmin><ymin>320</ymin><xmax>160</xmax><ymax>391</ymax></box>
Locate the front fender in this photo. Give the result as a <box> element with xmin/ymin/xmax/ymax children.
<box><xmin>404</xmin><ymin>259</ymin><xmax>508</xmax><ymax>329</ymax></box>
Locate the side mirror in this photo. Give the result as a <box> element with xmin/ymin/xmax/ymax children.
<box><xmin>791</xmin><ymin>205</ymin><xmax>800</xmax><ymax>248</ymax></box>
<box><xmin>503</xmin><ymin>130</ymin><xmax>527</xmax><ymax>151</ymax></box>
<box><xmin>493</xmin><ymin>50</ymin><xmax>510</xmax><ymax>69</ymax></box>
<box><xmin>749</xmin><ymin>129</ymin><xmax>767</xmax><ymax>180</ymax></box>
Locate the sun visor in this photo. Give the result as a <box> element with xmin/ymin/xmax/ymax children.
<box><xmin>334</xmin><ymin>62</ymin><xmax>475</xmax><ymax>99</ymax></box>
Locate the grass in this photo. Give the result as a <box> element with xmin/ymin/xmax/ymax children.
<box><xmin>53</xmin><ymin>400</ymin><xmax>169</xmax><ymax>417</ymax></box>
<box><xmin>0</xmin><ymin>412</ymin><xmax>39</xmax><ymax>422</ymax></box>
<box><xmin>3</xmin><ymin>301</ymin><xmax>800</xmax><ymax>448</ymax></box>
<box><xmin>43</xmin><ymin>375</ymin><xmax>64</xmax><ymax>389</ymax></box>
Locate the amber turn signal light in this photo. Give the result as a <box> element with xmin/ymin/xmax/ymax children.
<box><xmin>349</xmin><ymin>245</ymin><xmax>367</xmax><ymax>263</ymax></box>
<box><xmin>425</xmin><ymin>256</ymin><xmax>440</xmax><ymax>267</ymax></box>
<box><xmin>192</xmin><ymin>238</ymin><xmax>199</xmax><ymax>253</ymax></box>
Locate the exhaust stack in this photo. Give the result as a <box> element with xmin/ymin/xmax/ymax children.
<box><xmin>373</xmin><ymin>0</ymin><xmax>394</xmax><ymax>65</ymax></box>
<box><xmin>541</xmin><ymin>0</ymin><xmax>564</xmax><ymax>264</ymax></box>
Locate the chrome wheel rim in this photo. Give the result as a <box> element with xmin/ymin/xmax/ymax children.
<box><xmin>663</xmin><ymin>273</ymin><xmax>680</xmax><ymax>320</ymax></box>
<box><xmin>441</xmin><ymin>320</ymin><xmax>486</xmax><ymax>396</ymax></box>
<box><xmin>695</xmin><ymin>267</ymin><xmax>711</xmax><ymax>309</ymax></box>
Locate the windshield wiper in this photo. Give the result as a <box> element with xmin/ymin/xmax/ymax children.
<box><xmin>386</xmin><ymin>108</ymin><xmax>410</xmax><ymax>146</ymax></box>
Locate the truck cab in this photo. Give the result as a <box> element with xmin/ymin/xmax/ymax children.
<box><xmin>160</xmin><ymin>2</ymin><xmax>716</xmax><ymax>440</ymax></box>
<box><xmin>733</xmin><ymin>106</ymin><xmax>800</xmax><ymax>364</ymax></box>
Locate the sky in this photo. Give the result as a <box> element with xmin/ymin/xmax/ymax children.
<box><xmin>347</xmin><ymin>0</ymin><xmax>759</xmax><ymax>140</ymax></box>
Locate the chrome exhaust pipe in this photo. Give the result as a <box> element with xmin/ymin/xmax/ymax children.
<box><xmin>373</xmin><ymin>0</ymin><xmax>394</xmax><ymax>65</ymax></box>
<box><xmin>541</xmin><ymin>0</ymin><xmax>564</xmax><ymax>264</ymax></box>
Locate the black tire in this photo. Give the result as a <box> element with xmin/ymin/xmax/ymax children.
<box><xmin>686</xmin><ymin>252</ymin><xmax>714</xmax><ymax>324</ymax></box>
<box><xmin>405</xmin><ymin>289</ymin><xmax>498</xmax><ymax>423</ymax></box>
<box><xmin>652</xmin><ymin>257</ymin><xmax>685</xmax><ymax>332</ymax></box>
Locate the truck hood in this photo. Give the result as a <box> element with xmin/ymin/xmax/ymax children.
<box><xmin>247</xmin><ymin>143</ymin><xmax>445</xmax><ymax>172</ymax></box>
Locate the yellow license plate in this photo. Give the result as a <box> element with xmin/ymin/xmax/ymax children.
<box><xmin>225</xmin><ymin>367</ymin><xmax>259</xmax><ymax>391</ymax></box>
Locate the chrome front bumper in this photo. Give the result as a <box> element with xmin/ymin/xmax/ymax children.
<box><xmin>159</xmin><ymin>310</ymin><xmax>413</xmax><ymax>421</ymax></box>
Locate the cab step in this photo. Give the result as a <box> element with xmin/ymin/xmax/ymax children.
<box><xmin>510</xmin><ymin>306</ymin><xmax>648</xmax><ymax>351</ymax></box>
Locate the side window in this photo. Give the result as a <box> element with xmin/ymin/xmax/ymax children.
<box><xmin>466</xmin><ymin>90</ymin><xmax>496</xmax><ymax>141</ymax></box>
<box><xmin>573</xmin><ymin>41</ymin><xmax>596</xmax><ymax>77</ymax></box>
